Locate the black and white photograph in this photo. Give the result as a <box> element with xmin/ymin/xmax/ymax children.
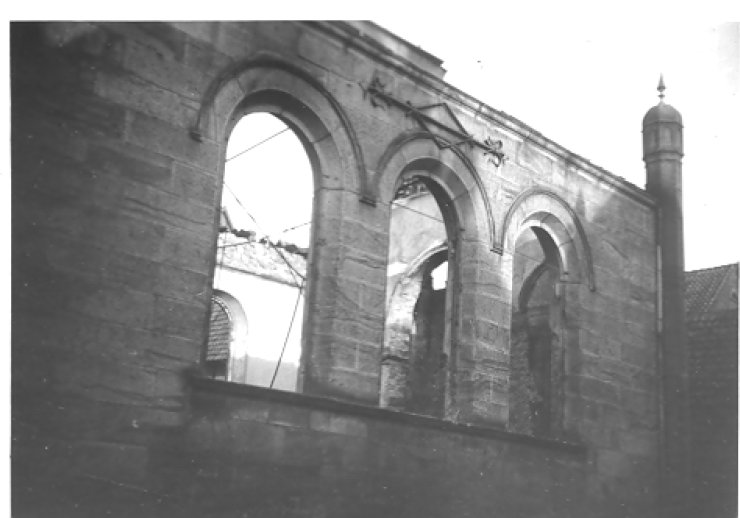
<box><xmin>8</xmin><ymin>8</ymin><xmax>739</xmax><ymax>517</ymax></box>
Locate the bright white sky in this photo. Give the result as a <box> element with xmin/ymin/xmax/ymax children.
<box><xmin>224</xmin><ymin>114</ymin><xmax>313</xmax><ymax>248</ymax></box>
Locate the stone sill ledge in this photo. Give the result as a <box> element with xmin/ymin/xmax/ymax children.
<box><xmin>189</xmin><ymin>375</ymin><xmax>586</xmax><ymax>456</ymax></box>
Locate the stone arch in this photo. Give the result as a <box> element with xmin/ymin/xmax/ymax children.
<box><xmin>503</xmin><ymin>189</ymin><xmax>591</xmax><ymax>437</ymax></box>
<box><xmin>377</xmin><ymin>131</ymin><xmax>501</xmax><ymax>420</ymax></box>
<box><xmin>191</xmin><ymin>53</ymin><xmax>371</xmax><ymax>203</ymax></box>
<box><xmin>197</xmin><ymin>56</ymin><xmax>367</xmax><ymax>396</ymax></box>
<box><xmin>500</xmin><ymin>187</ymin><xmax>595</xmax><ymax>290</ymax></box>
<box><xmin>399</xmin><ymin>241</ymin><xmax>449</xmax><ymax>292</ymax></box>
<box><xmin>508</xmin><ymin>227</ymin><xmax>565</xmax><ymax>436</ymax></box>
<box><xmin>375</xmin><ymin>131</ymin><xmax>495</xmax><ymax>251</ymax></box>
<box><xmin>384</xmin><ymin>240</ymin><xmax>448</xmax><ymax>330</ymax></box>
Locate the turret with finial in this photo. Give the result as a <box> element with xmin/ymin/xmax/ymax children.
<box><xmin>642</xmin><ymin>74</ymin><xmax>689</xmax><ymax>518</ymax></box>
<box><xmin>643</xmin><ymin>74</ymin><xmax>683</xmax><ymax>158</ymax></box>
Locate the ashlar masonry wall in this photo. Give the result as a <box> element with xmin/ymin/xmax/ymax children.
<box><xmin>12</xmin><ymin>21</ymin><xmax>660</xmax><ymax>517</ymax></box>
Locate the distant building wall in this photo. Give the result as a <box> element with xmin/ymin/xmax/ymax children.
<box><xmin>213</xmin><ymin>265</ymin><xmax>303</xmax><ymax>390</ymax></box>
<box><xmin>13</xmin><ymin>21</ymin><xmax>662</xmax><ymax>517</ymax></box>
<box><xmin>686</xmin><ymin>264</ymin><xmax>738</xmax><ymax>518</ymax></box>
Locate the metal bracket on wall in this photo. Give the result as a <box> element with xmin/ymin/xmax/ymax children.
<box><xmin>362</xmin><ymin>76</ymin><xmax>507</xmax><ymax>167</ymax></box>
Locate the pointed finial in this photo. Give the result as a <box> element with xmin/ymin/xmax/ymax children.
<box><xmin>657</xmin><ymin>74</ymin><xmax>666</xmax><ymax>101</ymax></box>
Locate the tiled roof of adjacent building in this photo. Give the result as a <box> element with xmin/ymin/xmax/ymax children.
<box><xmin>685</xmin><ymin>263</ymin><xmax>738</xmax><ymax>320</ymax></box>
<box><xmin>215</xmin><ymin>232</ymin><xmax>307</xmax><ymax>287</ymax></box>
<box><xmin>206</xmin><ymin>297</ymin><xmax>231</xmax><ymax>361</ymax></box>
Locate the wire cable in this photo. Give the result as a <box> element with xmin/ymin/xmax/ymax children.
<box><xmin>279</xmin><ymin>221</ymin><xmax>311</xmax><ymax>234</ymax></box>
<box><xmin>270</xmin><ymin>280</ymin><xmax>305</xmax><ymax>389</ymax></box>
<box><xmin>222</xmin><ymin>161</ymin><xmax>564</xmax><ymax>282</ymax></box>
<box><xmin>226</xmin><ymin>127</ymin><xmax>290</xmax><ymax>162</ymax></box>
<box><xmin>221</xmin><ymin>182</ymin><xmax>305</xmax><ymax>284</ymax></box>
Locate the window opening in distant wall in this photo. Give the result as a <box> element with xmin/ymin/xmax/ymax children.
<box><xmin>509</xmin><ymin>226</ymin><xmax>564</xmax><ymax>436</ymax></box>
<box><xmin>380</xmin><ymin>176</ymin><xmax>455</xmax><ymax>417</ymax></box>
<box><xmin>207</xmin><ymin>113</ymin><xmax>313</xmax><ymax>392</ymax></box>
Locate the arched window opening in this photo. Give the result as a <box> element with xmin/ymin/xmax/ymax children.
<box><xmin>381</xmin><ymin>175</ymin><xmax>456</xmax><ymax>417</ymax></box>
<box><xmin>509</xmin><ymin>226</ymin><xmax>564</xmax><ymax>436</ymax></box>
<box><xmin>206</xmin><ymin>112</ymin><xmax>313</xmax><ymax>392</ymax></box>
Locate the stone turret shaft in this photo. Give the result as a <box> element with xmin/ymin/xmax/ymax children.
<box><xmin>642</xmin><ymin>77</ymin><xmax>690</xmax><ymax>518</ymax></box>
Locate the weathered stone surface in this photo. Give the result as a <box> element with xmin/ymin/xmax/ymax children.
<box><xmin>13</xmin><ymin>20</ymin><xmax>668</xmax><ymax>518</ymax></box>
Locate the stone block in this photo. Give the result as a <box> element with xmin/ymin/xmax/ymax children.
<box><xmin>208</xmin><ymin>22</ymin><xmax>258</xmax><ymax>59</ymax></box>
<box><xmin>15</xmin><ymin>132</ymin><xmax>88</xmax><ymax>184</ymax></box>
<box><xmin>297</xmin><ymin>29</ymin><xmax>354</xmax><ymax>80</ymax></box>
<box><xmin>356</xmin><ymin>342</ymin><xmax>382</xmax><ymax>375</ymax></box>
<box><xmin>171</xmin><ymin>162</ymin><xmax>219</xmax><ymax>205</ymax></box>
<box><xmin>577</xmin><ymin>376</ymin><xmax>621</xmax><ymax>405</ymax></box>
<box><xmin>310</xmin><ymin>413</ymin><xmax>367</xmax><ymax>438</ymax></box>
<box><xmin>579</xmin><ymin>354</ymin><xmax>643</xmax><ymax>388</ymax></box>
<box><xmin>268</xmin><ymin>405</ymin><xmax>312</xmax><ymax>429</ymax></box>
<box><xmin>567</xmin><ymin>397</ymin><xmax>601</xmax><ymax>423</ymax></box>
<box><xmin>128</xmin><ymin>112</ymin><xmax>220</xmax><ymax>171</ymax></box>
<box><xmin>76</xmin><ymin>283</ymin><xmax>156</xmax><ymax>330</ymax></box>
<box><xmin>620</xmin><ymin>343</ymin><xmax>656</xmax><ymax>370</ymax></box>
<box><xmin>472</xmin><ymin>340</ymin><xmax>509</xmax><ymax>366</ymax></box>
<box><xmin>339</xmin><ymin>254</ymin><xmax>386</xmax><ymax>288</ymax></box>
<box><xmin>596</xmin><ymin>448</ymin><xmax>631</xmax><ymax>479</ymax></box>
<box><xmin>600</xmin><ymin>403</ymin><xmax>630</xmax><ymax>431</ymax></box>
<box><xmin>227</xmin><ymin>398</ymin><xmax>271</xmax><ymax>423</ymax></box>
<box><xmin>91</xmin><ymin>317</ymin><xmax>197</xmax><ymax>366</ymax></box>
<box><xmin>53</xmin><ymin>354</ymin><xmax>158</xmax><ymax>406</ymax></box>
<box><xmin>278</xmin><ymin>428</ymin><xmax>328</xmax><ymax>468</ymax></box>
<box><xmin>155</xmin><ymin>263</ymin><xmax>209</xmax><ymax>302</ymax></box>
<box><xmin>118</xmin><ymin>181</ymin><xmax>215</xmax><ymax>236</ymax></box>
<box><xmin>68</xmin><ymin>440</ymin><xmax>150</xmax><ymax>487</ymax></box>
<box><xmin>599</xmin><ymin>338</ymin><xmax>622</xmax><ymax>360</ymax></box>
<box><xmin>618</xmin><ymin>429</ymin><xmax>656</xmax><ymax>457</ymax></box>
<box><xmin>157</xmin><ymin>227</ymin><xmax>214</xmax><ymax>273</ymax></box>
<box><xmin>516</xmin><ymin>140</ymin><xmax>554</xmax><ymax>179</ymax></box>
<box><xmin>471</xmin><ymin>319</ymin><xmax>504</xmax><ymax>345</ymax></box>
<box><xmin>151</xmin><ymin>369</ymin><xmax>186</xmax><ymax>405</ymax></box>
<box><xmin>87</xmin><ymin>142</ymin><xmax>173</xmax><ymax>191</ymax></box>
<box><xmin>339</xmin><ymin>218</ymin><xmax>389</xmax><ymax>255</ymax></box>
<box><xmin>30</xmin><ymin>87</ymin><xmax>128</xmax><ymax>142</ymax></box>
<box><xmin>230</xmin><ymin>421</ymin><xmax>287</xmax><ymax>460</ymax></box>
<box><xmin>576</xmin><ymin>420</ymin><xmax>620</xmax><ymax>449</ymax></box>
<box><xmin>122</xmin><ymin>34</ymin><xmax>209</xmax><ymax>100</ymax></box>
<box><xmin>39</xmin><ymin>234</ymin><xmax>103</xmax><ymax>284</ymax></box>
<box><xmin>45</xmin><ymin>23</ymin><xmax>126</xmax><ymax>63</ymax></box>
<box><xmin>89</xmin><ymin>207</ymin><xmax>166</xmax><ymax>261</ymax></box>
<box><xmin>165</xmin><ymin>21</ymin><xmax>218</xmax><ymax>45</ymax></box>
<box><xmin>460</xmin><ymin>293</ymin><xmax>503</xmax><ymax>322</ymax></box>
<box><xmin>308</xmin><ymin>335</ymin><xmax>356</xmax><ymax>373</ymax></box>
<box><xmin>317</xmin><ymin>368</ymin><xmax>379</xmax><ymax>404</ymax></box>
<box><xmin>150</xmin><ymin>296</ymin><xmax>207</xmax><ymax>339</ymax></box>
<box><xmin>94</xmin><ymin>70</ymin><xmax>197</xmax><ymax>129</ymax></box>
<box><xmin>620</xmin><ymin>387</ymin><xmax>656</xmax><ymax>419</ymax></box>
<box><xmin>329</xmin><ymin>320</ymin><xmax>384</xmax><ymax>348</ymax></box>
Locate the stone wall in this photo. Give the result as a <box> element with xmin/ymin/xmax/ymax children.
<box><xmin>12</xmin><ymin>21</ymin><xmax>661</xmax><ymax>517</ymax></box>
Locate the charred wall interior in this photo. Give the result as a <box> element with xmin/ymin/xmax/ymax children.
<box><xmin>12</xmin><ymin>21</ymin><xmax>672</xmax><ymax>518</ymax></box>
